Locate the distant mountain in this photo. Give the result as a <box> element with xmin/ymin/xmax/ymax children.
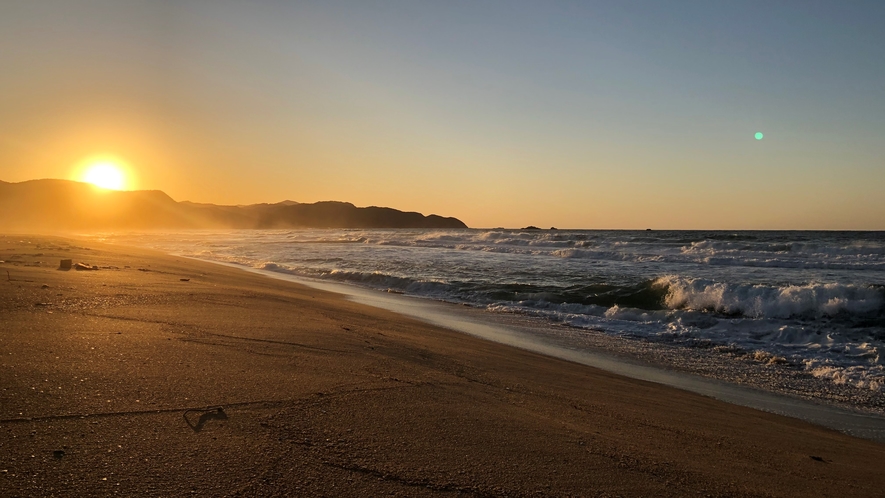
<box><xmin>0</xmin><ymin>179</ymin><xmax>467</xmax><ymax>230</ymax></box>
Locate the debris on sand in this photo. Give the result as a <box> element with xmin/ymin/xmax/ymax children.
<box><xmin>74</xmin><ymin>263</ymin><xmax>99</xmax><ymax>271</ymax></box>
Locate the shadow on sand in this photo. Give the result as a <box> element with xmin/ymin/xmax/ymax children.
<box><xmin>183</xmin><ymin>406</ymin><xmax>227</xmax><ymax>432</ymax></box>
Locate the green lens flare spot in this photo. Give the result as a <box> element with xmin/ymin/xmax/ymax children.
<box><xmin>755</xmin><ymin>132</ymin><xmax>764</xmax><ymax>140</ymax></box>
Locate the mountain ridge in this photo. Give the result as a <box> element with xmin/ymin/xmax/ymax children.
<box><xmin>0</xmin><ymin>179</ymin><xmax>467</xmax><ymax>230</ymax></box>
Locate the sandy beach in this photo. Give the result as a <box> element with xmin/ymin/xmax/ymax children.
<box><xmin>2</xmin><ymin>234</ymin><xmax>885</xmax><ymax>497</ymax></box>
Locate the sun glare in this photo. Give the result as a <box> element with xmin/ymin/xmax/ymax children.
<box><xmin>81</xmin><ymin>161</ymin><xmax>127</xmax><ymax>190</ymax></box>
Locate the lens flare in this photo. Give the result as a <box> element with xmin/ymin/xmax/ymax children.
<box><xmin>755</xmin><ymin>132</ymin><xmax>764</xmax><ymax>140</ymax></box>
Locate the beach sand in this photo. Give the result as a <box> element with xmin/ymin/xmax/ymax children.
<box><xmin>2</xmin><ymin>235</ymin><xmax>884</xmax><ymax>497</ymax></box>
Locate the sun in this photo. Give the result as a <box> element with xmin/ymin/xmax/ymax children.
<box><xmin>80</xmin><ymin>161</ymin><xmax>128</xmax><ymax>190</ymax></box>
<box><xmin>83</xmin><ymin>162</ymin><xmax>125</xmax><ymax>190</ymax></box>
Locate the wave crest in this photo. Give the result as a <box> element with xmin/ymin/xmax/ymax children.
<box><xmin>657</xmin><ymin>276</ymin><xmax>884</xmax><ymax>319</ymax></box>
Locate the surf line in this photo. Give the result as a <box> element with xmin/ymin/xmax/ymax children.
<box><xmin>187</xmin><ymin>257</ymin><xmax>885</xmax><ymax>443</ymax></box>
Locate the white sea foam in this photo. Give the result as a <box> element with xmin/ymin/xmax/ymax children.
<box><xmin>657</xmin><ymin>276</ymin><xmax>883</xmax><ymax>319</ymax></box>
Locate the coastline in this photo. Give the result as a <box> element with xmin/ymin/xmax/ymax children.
<box><xmin>2</xmin><ymin>234</ymin><xmax>885</xmax><ymax>496</ymax></box>
<box><xmin>199</xmin><ymin>260</ymin><xmax>885</xmax><ymax>442</ymax></box>
<box><xmin>95</xmin><ymin>228</ymin><xmax>885</xmax><ymax>417</ymax></box>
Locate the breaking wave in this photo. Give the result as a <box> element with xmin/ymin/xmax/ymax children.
<box><xmin>657</xmin><ymin>276</ymin><xmax>885</xmax><ymax>320</ymax></box>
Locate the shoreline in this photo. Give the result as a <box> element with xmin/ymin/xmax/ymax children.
<box><xmin>201</xmin><ymin>259</ymin><xmax>885</xmax><ymax>442</ymax></box>
<box><xmin>3</xmin><ymin>234</ymin><xmax>885</xmax><ymax>496</ymax></box>
<box><xmin>92</xmin><ymin>229</ymin><xmax>885</xmax><ymax>421</ymax></box>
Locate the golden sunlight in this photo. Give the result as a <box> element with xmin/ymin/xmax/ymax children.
<box><xmin>78</xmin><ymin>159</ymin><xmax>129</xmax><ymax>190</ymax></box>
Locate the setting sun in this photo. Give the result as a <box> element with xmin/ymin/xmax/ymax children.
<box><xmin>83</xmin><ymin>162</ymin><xmax>125</xmax><ymax>190</ymax></box>
<box><xmin>74</xmin><ymin>156</ymin><xmax>132</xmax><ymax>190</ymax></box>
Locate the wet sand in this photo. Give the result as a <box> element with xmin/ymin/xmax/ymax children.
<box><xmin>2</xmin><ymin>235</ymin><xmax>884</xmax><ymax>497</ymax></box>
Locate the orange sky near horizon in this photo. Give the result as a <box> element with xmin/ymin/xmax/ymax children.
<box><xmin>1</xmin><ymin>2</ymin><xmax>884</xmax><ymax>230</ymax></box>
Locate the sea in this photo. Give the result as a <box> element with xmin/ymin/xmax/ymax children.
<box><xmin>98</xmin><ymin>229</ymin><xmax>885</xmax><ymax>414</ymax></box>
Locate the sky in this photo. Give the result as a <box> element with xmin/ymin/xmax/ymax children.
<box><xmin>1</xmin><ymin>1</ymin><xmax>884</xmax><ymax>229</ymax></box>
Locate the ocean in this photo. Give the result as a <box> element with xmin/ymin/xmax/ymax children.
<box><xmin>99</xmin><ymin>229</ymin><xmax>885</xmax><ymax>413</ymax></box>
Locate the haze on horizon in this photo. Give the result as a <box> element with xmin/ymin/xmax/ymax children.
<box><xmin>1</xmin><ymin>1</ymin><xmax>883</xmax><ymax>230</ymax></box>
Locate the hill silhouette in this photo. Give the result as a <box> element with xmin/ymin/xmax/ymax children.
<box><xmin>0</xmin><ymin>179</ymin><xmax>467</xmax><ymax>230</ymax></box>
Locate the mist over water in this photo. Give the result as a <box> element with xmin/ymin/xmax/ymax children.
<box><xmin>101</xmin><ymin>229</ymin><xmax>885</xmax><ymax>397</ymax></box>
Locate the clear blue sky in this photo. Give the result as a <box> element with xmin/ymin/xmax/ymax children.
<box><xmin>1</xmin><ymin>1</ymin><xmax>883</xmax><ymax>228</ymax></box>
